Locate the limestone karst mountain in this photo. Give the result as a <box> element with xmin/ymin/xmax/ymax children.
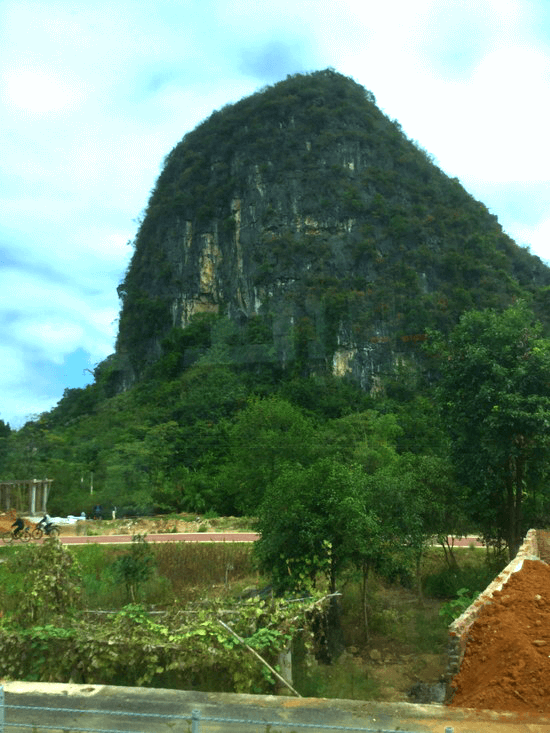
<box><xmin>114</xmin><ymin>69</ymin><xmax>550</xmax><ymax>389</ymax></box>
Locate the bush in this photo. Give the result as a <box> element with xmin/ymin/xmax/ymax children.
<box><xmin>111</xmin><ymin>534</ymin><xmax>155</xmax><ymax>602</ymax></box>
<box><xmin>423</xmin><ymin>564</ymin><xmax>498</xmax><ymax>599</ymax></box>
<box><xmin>439</xmin><ymin>588</ymin><xmax>480</xmax><ymax>624</ymax></box>
<box><xmin>4</xmin><ymin>540</ymin><xmax>82</xmax><ymax>626</ymax></box>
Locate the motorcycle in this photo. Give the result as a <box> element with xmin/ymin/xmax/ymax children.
<box><xmin>31</xmin><ymin>520</ymin><xmax>60</xmax><ymax>540</ymax></box>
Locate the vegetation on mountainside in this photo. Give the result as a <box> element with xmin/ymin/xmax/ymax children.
<box><xmin>2</xmin><ymin>74</ymin><xmax>550</xmax><ymax>571</ymax></box>
<box><xmin>116</xmin><ymin>69</ymin><xmax>550</xmax><ymax>375</ymax></box>
<box><xmin>1</xmin><ymin>303</ymin><xmax>550</xmax><ymax>566</ymax></box>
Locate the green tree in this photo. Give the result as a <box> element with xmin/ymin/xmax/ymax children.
<box><xmin>111</xmin><ymin>534</ymin><xmax>156</xmax><ymax>602</ymax></box>
<box><xmin>255</xmin><ymin>452</ymin><xmax>435</xmax><ymax>639</ymax></box>
<box><xmin>359</xmin><ymin>455</ymin><xmax>450</xmax><ymax>596</ymax></box>
<box><xmin>398</xmin><ymin>453</ymin><xmax>468</xmax><ymax>569</ymax></box>
<box><xmin>0</xmin><ymin>419</ymin><xmax>12</xmax><ymax>474</ymax></box>
<box><xmin>432</xmin><ymin>302</ymin><xmax>550</xmax><ymax>556</ymax></box>
<box><xmin>218</xmin><ymin>397</ymin><xmax>318</xmax><ymax>514</ymax></box>
<box><xmin>320</xmin><ymin>410</ymin><xmax>401</xmax><ymax>472</ymax></box>
<box><xmin>101</xmin><ymin>440</ymin><xmax>155</xmax><ymax>511</ymax></box>
<box><xmin>254</xmin><ymin>458</ymin><xmax>363</xmax><ymax>595</ymax></box>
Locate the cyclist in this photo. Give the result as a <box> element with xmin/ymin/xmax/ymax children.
<box><xmin>11</xmin><ymin>515</ymin><xmax>24</xmax><ymax>538</ymax></box>
<box><xmin>36</xmin><ymin>513</ymin><xmax>54</xmax><ymax>534</ymax></box>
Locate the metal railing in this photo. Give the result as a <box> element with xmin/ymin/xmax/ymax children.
<box><xmin>0</xmin><ymin>686</ymin><xmax>455</xmax><ymax>733</ymax></box>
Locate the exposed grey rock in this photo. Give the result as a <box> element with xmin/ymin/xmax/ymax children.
<box><xmin>114</xmin><ymin>70</ymin><xmax>550</xmax><ymax>387</ymax></box>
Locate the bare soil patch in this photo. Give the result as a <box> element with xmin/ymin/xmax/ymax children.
<box><xmin>54</xmin><ymin>514</ymin><xmax>253</xmax><ymax>537</ymax></box>
<box><xmin>450</xmin><ymin>558</ymin><xmax>550</xmax><ymax>713</ymax></box>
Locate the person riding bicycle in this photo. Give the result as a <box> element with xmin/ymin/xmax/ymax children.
<box><xmin>36</xmin><ymin>513</ymin><xmax>53</xmax><ymax>534</ymax></box>
<box><xmin>11</xmin><ymin>515</ymin><xmax>24</xmax><ymax>537</ymax></box>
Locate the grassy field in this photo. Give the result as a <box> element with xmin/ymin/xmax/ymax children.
<box><xmin>0</xmin><ymin>530</ymin><xmax>503</xmax><ymax>700</ymax></box>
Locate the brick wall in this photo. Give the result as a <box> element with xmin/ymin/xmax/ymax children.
<box><xmin>535</xmin><ymin>530</ymin><xmax>550</xmax><ymax>563</ymax></box>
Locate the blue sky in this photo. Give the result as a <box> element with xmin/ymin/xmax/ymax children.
<box><xmin>2</xmin><ymin>0</ymin><xmax>550</xmax><ymax>428</ymax></box>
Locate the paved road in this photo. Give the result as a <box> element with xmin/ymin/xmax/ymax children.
<box><xmin>442</xmin><ymin>536</ymin><xmax>484</xmax><ymax>547</ymax></box>
<box><xmin>59</xmin><ymin>531</ymin><xmax>260</xmax><ymax>545</ymax></box>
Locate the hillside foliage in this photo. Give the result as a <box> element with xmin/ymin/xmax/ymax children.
<box><xmin>116</xmin><ymin>69</ymin><xmax>550</xmax><ymax>377</ymax></box>
<box><xmin>2</xmin><ymin>71</ymin><xmax>550</xmax><ymax>564</ymax></box>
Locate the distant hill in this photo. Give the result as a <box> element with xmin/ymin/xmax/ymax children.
<box><xmin>114</xmin><ymin>69</ymin><xmax>550</xmax><ymax>388</ymax></box>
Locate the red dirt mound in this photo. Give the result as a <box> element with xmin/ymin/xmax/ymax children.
<box><xmin>450</xmin><ymin>558</ymin><xmax>550</xmax><ymax>713</ymax></box>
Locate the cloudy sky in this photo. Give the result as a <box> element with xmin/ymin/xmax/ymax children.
<box><xmin>2</xmin><ymin>0</ymin><xmax>550</xmax><ymax>428</ymax></box>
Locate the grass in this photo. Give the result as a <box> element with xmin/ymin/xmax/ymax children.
<box><xmin>294</xmin><ymin>650</ymin><xmax>381</xmax><ymax>700</ymax></box>
<box><xmin>291</xmin><ymin>547</ymin><xmax>496</xmax><ymax>701</ymax></box>
<box><xmin>421</xmin><ymin>546</ymin><xmax>505</xmax><ymax>599</ymax></box>
<box><xmin>207</xmin><ymin>515</ymin><xmax>257</xmax><ymax>531</ymax></box>
<box><xmin>153</xmin><ymin>541</ymin><xmax>258</xmax><ymax>599</ymax></box>
<box><xmin>70</xmin><ymin>540</ymin><xmax>259</xmax><ymax>608</ymax></box>
<box><xmin>0</xmin><ymin>534</ymin><xmax>502</xmax><ymax>700</ymax></box>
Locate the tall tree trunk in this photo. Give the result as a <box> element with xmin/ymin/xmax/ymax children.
<box><xmin>438</xmin><ymin>535</ymin><xmax>459</xmax><ymax>570</ymax></box>
<box><xmin>415</xmin><ymin>548</ymin><xmax>424</xmax><ymax>605</ymax></box>
<box><xmin>514</xmin><ymin>455</ymin><xmax>524</xmax><ymax>556</ymax></box>
<box><xmin>362</xmin><ymin>560</ymin><xmax>370</xmax><ymax>642</ymax></box>
<box><xmin>506</xmin><ymin>456</ymin><xmax>522</xmax><ymax>559</ymax></box>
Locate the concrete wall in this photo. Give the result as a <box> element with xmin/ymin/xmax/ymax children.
<box><xmin>6</xmin><ymin>680</ymin><xmax>550</xmax><ymax>733</ymax></box>
<box><xmin>445</xmin><ymin>528</ymin><xmax>540</xmax><ymax>689</ymax></box>
<box><xmin>0</xmin><ymin>479</ymin><xmax>51</xmax><ymax>516</ymax></box>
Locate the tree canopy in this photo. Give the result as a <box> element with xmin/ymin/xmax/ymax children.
<box><xmin>433</xmin><ymin>301</ymin><xmax>550</xmax><ymax>556</ymax></box>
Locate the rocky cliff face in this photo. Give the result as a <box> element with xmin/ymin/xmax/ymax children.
<box><xmin>115</xmin><ymin>69</ymin><xmax>550</xmax><ymax>388</ymax></box>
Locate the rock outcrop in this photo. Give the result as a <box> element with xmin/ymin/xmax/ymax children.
<box><xmin>114</xmin><ymin>69</ymin><xmax>550</xmax><ymax>388</ymax></box>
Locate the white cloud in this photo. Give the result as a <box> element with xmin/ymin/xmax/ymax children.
<box><xmin>18</xmin><ymin>321</ymin><xmax>85</xmax><ymax>359</ymax></box>
<box><xmin>327</xmin><ymin>1</ymin><xmax>550</xmax><ymax>186</ymax></box>
<box><xmin>512</xmin><ymin>218</ymin><xmax>550</xmax><ymax>264</ymax></box>
<box><xmin>0</xmin><ymin>267</ymin><xmax>116</xmax><ymax>359</ymax></box>
<box><xmin>3</xmin><ymin>67</ymin><xmax>83</xmax><ymax>116</ymax></box>
<box><xmin>434</xmin><ymin>45</ymin><xmax>550</xmax><ymax>183</ymax></box>
<box><xmin>0</xmin><ymin>344</ymin><xmax>60</xmax><ymax>428</ymax></box>
<box><xmin>0</xmin><ymin>345</ymin><xmax>26</xmax><ymax>388</ymax></box>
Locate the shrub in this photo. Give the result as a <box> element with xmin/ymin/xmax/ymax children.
<box><xmin>6</xmin><ymin>540</ymin><xmax>82</xmax><ymax>626</ymax></box>
<box><xmin>110</xmin><ymin>534</ymin><xmax>155</xmax><ymax>602</ymax></box>
<box><xmin>423</xmin><ymin>565</ymin><xmax>498</xmax><ymax>599</ymax></box>
<box><xmin>439</xmin><ymin>587</ymin><xmax>480</xmax><ymax>624</ymax></box>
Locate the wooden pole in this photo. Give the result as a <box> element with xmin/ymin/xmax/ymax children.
<box><xmin>217</xmin><ymin>619</ymin><xmax>302</xmax><ymax>697</ymax></box>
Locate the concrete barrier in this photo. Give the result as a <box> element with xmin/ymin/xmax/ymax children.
<box><xmin>5</xmin><ymin>680</ymin><xmax>550</xmax><ymax>732</ymax></box>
